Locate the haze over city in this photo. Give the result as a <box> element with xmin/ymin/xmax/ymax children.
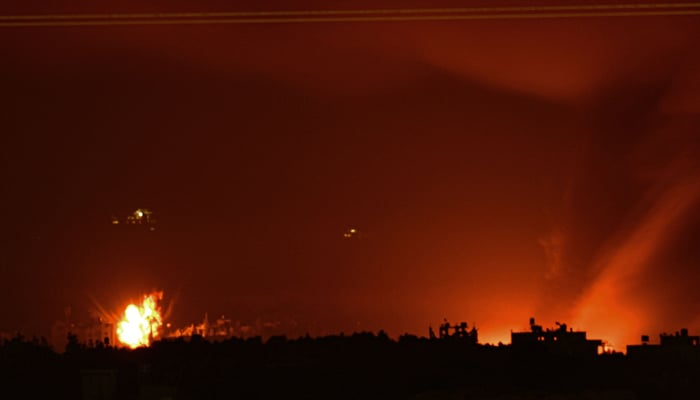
<box><xmin>2</xmin><ymin>0</ymin><xmax>700</xmax><ymax>352</ymax></box>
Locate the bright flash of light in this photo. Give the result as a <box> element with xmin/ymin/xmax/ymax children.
<box><xmin>116</xmin><ymin>291</ymin><xmax>163</xmax><ymax>348</ymax></box>
<box><xmin>599</xmin><ymin>341</ymin><xmax>616</xmax><ymax>354</ymax></box>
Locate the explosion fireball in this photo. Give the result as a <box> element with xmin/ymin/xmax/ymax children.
<box><xmin>116</xmin><ymin>291</ymin><xmax>163</xmax><ymax>348</ymax></box>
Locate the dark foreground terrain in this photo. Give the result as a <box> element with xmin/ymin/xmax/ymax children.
<box><xmin>2</xmin><ymin>333</ymin><xmax>698</xmax><ymax>399</ymax></box>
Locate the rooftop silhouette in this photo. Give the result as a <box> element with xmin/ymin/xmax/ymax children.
<box><xmin>5</xmin><ymin>323</ymin><xmax>700</xmax><ymax>399</ymax></box>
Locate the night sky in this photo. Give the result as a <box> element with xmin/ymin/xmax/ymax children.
<box><xmin>2</xmin><ymin>0</ymin><xmax>700</xmax><ymax>350</ymax></box>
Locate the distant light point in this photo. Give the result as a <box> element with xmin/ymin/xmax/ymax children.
<box><xmin>343</xmin><ymin>227</ymin><xmax>359</xmax><ymax>238</ymax></box>
<box><xmin>110</xmin><ymin>208</ymin><xmax>157</xmax><ymax>230</ymax></box>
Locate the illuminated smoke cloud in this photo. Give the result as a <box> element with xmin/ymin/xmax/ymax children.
<box><xmin>572</xmin><ymin>155</ymin><xmax>700</xmax><ymax>350</ymax></box>
<box><xmin>539</xmin><ymin>228</ymin><xmax>566</xmax><ymax>281</ymax></box>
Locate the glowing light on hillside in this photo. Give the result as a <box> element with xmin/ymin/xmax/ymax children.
<box><xmin>116</xmin><ymin>291</ymin><xmax>163</xmax><ymax>349</ymax></box>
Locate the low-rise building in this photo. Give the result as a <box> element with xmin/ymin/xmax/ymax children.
<box><xmin>511</xmin><ymin>318</ymin><xmax>602</xmax><ymax>357</ymax></box>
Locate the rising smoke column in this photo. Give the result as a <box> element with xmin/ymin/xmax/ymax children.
<box><xmin>573</xmin><ymin>160</ymin><xmax>700</xmax><ymax>349</ymax></box>
<box><xmin>570</xmin><ymin>48</ymin><xmax>700</xmax><ymax>349</ymax></box>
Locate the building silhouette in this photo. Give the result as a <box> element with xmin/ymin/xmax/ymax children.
<box><xmin>627</xmin><ymin>328</ymin><xmax>700</xmax><ymax>361</ymax></box>
<box><xmin>434</xmin><ymin>319</ymin><xmax>478</xmax><ymax>344</ymax></box>
<box><xmin>511</xmin><ymin>318</ymin><xmax>602</xmax><ymax>357</ymax></box>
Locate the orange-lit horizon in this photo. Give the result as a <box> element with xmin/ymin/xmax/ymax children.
<box><xmin>93</xmin><ymin>285</ymin><xmax>700</xmax><ymax>352</ymax></box>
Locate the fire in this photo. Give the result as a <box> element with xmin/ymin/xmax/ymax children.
<box><xmin>116</xmin><ymin>291</ymin><xmax>163</xmax><ymax>348</ymax></box>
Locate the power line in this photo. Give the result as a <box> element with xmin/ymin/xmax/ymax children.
<box><xmin>1</xmin><ymin>3</ymin><xmax>700</xmax><ymax>27</ymax></box>
<box><xmin>1</xmin><ymin>3</ymin><xmax>700</xmax><ymax>20</ymax></box>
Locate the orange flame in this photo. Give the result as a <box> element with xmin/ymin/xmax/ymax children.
<box><xmin>116</xmin><ymin>291</ymin><xmax>163</xmax><ymax>348</ymax></box>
